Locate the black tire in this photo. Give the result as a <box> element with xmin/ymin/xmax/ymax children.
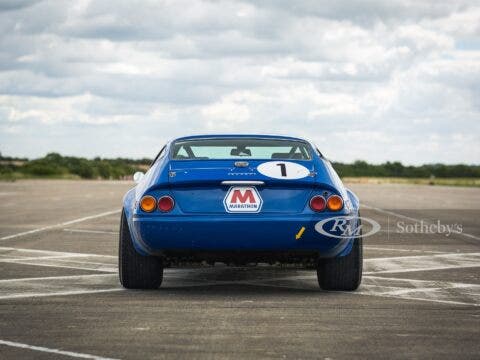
<box><xmin>119</xmin><ymin>210</ymin><xmax>163</xmax><ymax>289</ymax></box>
<box><xmin>317</xmin><ymin>224</ymin><xmax>363</xmax><ymax>291</ymax></box>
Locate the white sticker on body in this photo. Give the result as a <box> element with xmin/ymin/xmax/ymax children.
<box><xmin>223</xmin><ymin>186</ymin><xmax>263</xmax><ymax>213</ymax></box>
<box><xmin>257</xmin><ymin>161</ymin><xmax>310</xmax><ymax>180</ymax></box>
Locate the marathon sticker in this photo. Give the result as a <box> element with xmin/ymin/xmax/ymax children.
<box><xmin>223</xmin><ymin>186</ymin><xmax>263</xmax><ymax>213</ymax></box>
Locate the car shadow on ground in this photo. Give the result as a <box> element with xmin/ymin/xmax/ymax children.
<box><xmin>121</xmin><ymin>266</ymin><xmax>331</xmax><ymax>296</ymax></box>
<box><xmin>122</xmin><ymin>285</ymin><xmax>327</xmax><ymax>297</ymax></box>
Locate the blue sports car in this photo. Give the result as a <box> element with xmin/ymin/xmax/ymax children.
<box><xmin>119</xmin><ymin>134</ymin><xmax>363</xmax><ymax>290</ymax></box>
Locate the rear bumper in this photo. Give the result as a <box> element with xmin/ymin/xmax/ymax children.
<box><xmin>129</xmin><ymin>214</ymin><xmax>355</xmax><ymax>259</ymax></box>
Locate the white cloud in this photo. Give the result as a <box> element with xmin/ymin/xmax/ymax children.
<box><xmin>0</xmin><ymin>0</ymin><xmax>479</xmax><ymax>164</ymax></box>
<box><xmin>202</xmin><ymin>99</ymin><xmax>250</xmax><ymax>125</ymax></box>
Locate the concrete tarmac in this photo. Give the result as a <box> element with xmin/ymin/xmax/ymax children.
<box><xmin>0</xmin><ymin>180</ymin><xmax>479</xmax><ymax>359</ymax></box>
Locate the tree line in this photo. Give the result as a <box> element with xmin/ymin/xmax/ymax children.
<box><xmin>0</xmin><ymin>153</ymin><xmax>150</xmax><ymax>180</ymax></box>
<box><xmin>332</xmin><ymin>160</ymin><xmax>480</xmax><ymax>178</ymax></box>
<box><xmin>1</xmin><ymin>153</ymin><xmax>479</xmax><ymax>180</ymax></box>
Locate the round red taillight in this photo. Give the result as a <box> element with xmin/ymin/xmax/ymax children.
<box><xmin>158</xmin><ymin>196</ymin><xmax>174</xmax><ymax>212</ymax></box>
<box><xmin>310</xmin><ymin>195</ymin><xmax>326</xmax><ymax>212</ymax></box>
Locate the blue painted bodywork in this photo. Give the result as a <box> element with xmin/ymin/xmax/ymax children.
<box><xmin>122</xmin><ymin>134</ymin><xmax>360</xmax><ymax>260</ymax></box>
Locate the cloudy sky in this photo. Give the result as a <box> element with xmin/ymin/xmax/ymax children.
<box><xmin>0</xmin><ymin>0</ymin><xmax>479</xmax><ymax>164</ymax></box>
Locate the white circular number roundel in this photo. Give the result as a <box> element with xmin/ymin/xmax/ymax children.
<box><xmin>257</xmin><ymin>161</ymin><xmax>310</xmax><ymax>180</ymax></box>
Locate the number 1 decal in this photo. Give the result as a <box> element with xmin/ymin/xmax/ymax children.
<box><xmin>276</xmin><ymin>163</ymin><xmax>287</xmax><ymax>177</ymax></box>
<box><xmin>257</xmin><ymin>161</ymin><xmax>310</xmax><ymax>180</ymax></box>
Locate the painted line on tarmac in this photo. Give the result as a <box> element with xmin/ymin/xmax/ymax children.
<box><xmin>0</xmin><ymin>209</ymin><xmax>121</xmax><ymax>241</ymax></box>
<box><xmin>0</xmin><ymin>247</ymin><xmax>117</xmax><ymax>272</ymax></box>
<box><xmin>63</xmin><ymin>228</ymin><xmax>118</xmax><ymax>235</ymax></box>
<box><xmin>0</xmin><ymin>246</ymin><xmax>116</xmax><ymax>258</ymax></box>
<box><xmin>246</xmin><ymin>276</ymin><xmax>480</xmax><ymax>306</ymax></box>
<box><xmin>1</xmin><ymin>269</ymin><xmax>479</xmax><ymax>307</ymax></box>
<box><xmin>362</xmin><ymin>204</ymin><xmax>480</xmax><ymax>241</ymax></box>
<box><xmin>0</xmin><ymin>273</ymin><xmax>120</xmax><ymax>300</ymax></box>
<box><xmin>366</xmin><ymin>252</ymin><xmax>480</xmax><ymax>262</ymax></box>
<box><xmin>0</xmin><ymin>192</ymin><xmax>17</xmax><ymax>196</ymax></box>
<box><xmin>364</xmin><ymin>246</ymin><xmax>445</xmax><ymax>254</ymax></box>
<box><xmin>0</xmin><ymin>288</ymin><xmax>123</xmax><ymax>300</ymax></box>
<box><xmin>357</xmin><ymin>289</ymin><xmax>479</xmax><ymax>307</ymax></box>
<box><xmin>0</xmin><ymin>273</ymin><xmax>115</xmax><ymax>283</ymax></box>
<box><xmin>0</xmin><ymin>339</ymin><xmax>119</xmax><ymax>360</ymax></box>
<box><xmin>3</xmin><ymin>260</ymin><xmax>117</xmax><ymax>273</ymax></box>
<box><xmin>0</xmin><ymin>254</ymin><xmax>88</xmax><ymax>262</ymax></box>
<box><xmin>364</xmin><ymin>252</ymin><xmax>480</xmax><ymax>274</ymax></box>
<box><xmin>1</xmin><ymin>274</ymin><xmax>478</xmax><ymax>307</ymax></box>
<box><xmin>1</xmin><ymin>244</ymin><xmax>479</xmax><ymax>306</ymax></box>
<box><xmin>361</xmin><ymin>276</ymin><xmax>480</xmax><ymax>307</ymax></box>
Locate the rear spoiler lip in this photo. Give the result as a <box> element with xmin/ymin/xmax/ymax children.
<box><xmin>220</xmin><ymin>180</ymin><xmax>265</xmax><ymax>186</ymax></box>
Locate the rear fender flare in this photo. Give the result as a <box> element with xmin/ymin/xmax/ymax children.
<box><xmin>123</xmin><ymin>188</ymin><xmax>152</xmax><ymax>256</ymax></box>
<box><xmin>346</xmin><ymin>188</ymin><xmax>360</xmax><ymax>210</ymax></box>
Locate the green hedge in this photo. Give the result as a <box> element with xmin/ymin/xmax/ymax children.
<box><xmin>331</xmin><ymin>160</ymin><xmax>480</xmax><ymax>178</ymax></box>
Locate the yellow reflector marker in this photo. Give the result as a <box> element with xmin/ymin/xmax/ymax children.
<box><xmin>140</xmin><ymin>195</ymin><xmax>156</xmax><ymax>212</ymax></box>
<box><xmin>327</xmin><ymin>195</ymin><xmax>344</xmax><ymax>211</ymax></box>
<box><xmin>295</xmin><ymin>226</ymin><xmax>306</xmax><ymax>240</ymax></box>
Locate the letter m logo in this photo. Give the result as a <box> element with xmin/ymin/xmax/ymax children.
<box><xmin>231</xmin><ymin>189</ymin><xmax>255</xmax><ymax>203</ymax></box>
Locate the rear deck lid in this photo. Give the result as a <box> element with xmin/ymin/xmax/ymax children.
<box><xmin>168</xmin><ymin>160</ymin><xmax>316</xmax><ymax>214</ymax></box>
<box><xmin>168</xmin><ymin>159</ymin><xmax>315</xmax><ymax>186</ymax></box>
<box><xmin>166</xmin><ymin>137</ymin><xmax>317</xmax><ymax>214</ymax></box>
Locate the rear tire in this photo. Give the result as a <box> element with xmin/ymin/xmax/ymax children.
<box><xmin>317</xmin><ymin>234</ymin><xmax>363</xmax><ymax>291</ymax></box>
<box><xmin>119</xmin><ymin>210</ymin><xmax>163</xmax><ymax>289</ymax></box>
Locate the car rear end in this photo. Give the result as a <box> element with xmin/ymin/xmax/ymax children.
<box><xmin>130</xmin><ymin>136</ymin><xmax>355</xmax><ymax>265</ymax></box>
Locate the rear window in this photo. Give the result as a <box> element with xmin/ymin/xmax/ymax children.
<box><xmin>171</xmin><ymin>138</ymin><xmax>311</xmax><ymax>160</ymax></box>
